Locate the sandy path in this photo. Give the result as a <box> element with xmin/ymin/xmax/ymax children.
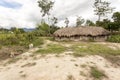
<box><xmin>0</xmin><ymin>55</ymin><xmax>120</xmax><ymax>80</ymax></box>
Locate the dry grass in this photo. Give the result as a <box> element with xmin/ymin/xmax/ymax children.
<box><xmin>20</xmin><ymin>74</ymin><xmax>27</xmax><ymax>78</ymax></box>
<box><xmin>6</xmin><ymin>57</ymin><xmax>21</xmax><ymax>64</ymax></box>
<box><xmin>66</xmin><ymin>75</ymin><xmax>75</xmax><ymax>80</ymax></box>
<box><xmin>21</xmin><ymin>62</ymin><xmax>36</xmax><ymax>67</ymax></box>
<box><xmin>80</xmin><ymin>71</ymin><xmax>87</xmax><ymax>77</ymax></box>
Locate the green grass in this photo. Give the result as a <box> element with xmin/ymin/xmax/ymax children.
<box><xmin>72</xmin><ymin>43</ymin><xmax>120</xmax><ymax>57</ymax></box>
<box><xmin>90</xmin><ymin>67</ymin><xmax>106</xmax><ymax>80</ymax></box>
<box><xmin>107</xmin><ymin>34</ymin><xmax>120</xmax><ymax>43</ymax></box>
<box><xmin>36</xmin><ymin>44</ymin><xmax>66</xmax><ymax>54</ymax></box>
<box><xmin>45</xmin><ymin>37</ymin><xmax>55</xmax><ymax>41</ymax></box>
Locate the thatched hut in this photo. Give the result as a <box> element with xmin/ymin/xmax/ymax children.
<box><xmin>53</xmin><ymin>26</ymin><xmax>110</xmax><ymax>41</ymax></box>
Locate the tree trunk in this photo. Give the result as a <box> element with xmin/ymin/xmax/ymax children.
<box><xmin>48</xmin><ymin>15</ymin><xmax>51</xmax><ymax>36</ymax></box>
<box><xmin>98</xmin><ymin>15</ymin><xmax>101</xmax><ymax>21</ymax></box>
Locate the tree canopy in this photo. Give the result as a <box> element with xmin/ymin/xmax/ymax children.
<box><xmin>94</xmin><ymin>0</ymin><xmax>114</xmax><ymax>21</ymax></box>
<box><xmin>38</xmin><ymin>0</ymin><xmax>54</xmax><ymax>17</ymax></box>
<box><xmin>76</xmin><ymin>16</ymin><xmax>85</xmax><ymax>27</ymax></box>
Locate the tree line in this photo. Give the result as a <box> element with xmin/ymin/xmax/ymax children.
<box><xmin>37</xmin><ymin>0</ymin><xmax>120</xmax><ymax>33</ymax></box>
<box><xmin>0</xmin><ymin>0</ymin><xmax>120</xmax><ymax>36</ymax></box>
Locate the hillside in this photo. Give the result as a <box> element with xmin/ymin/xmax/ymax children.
<box><xmin>0</xmin><ymin>39</ymin><xmax>120</xmax><ymax>80</ymax></box>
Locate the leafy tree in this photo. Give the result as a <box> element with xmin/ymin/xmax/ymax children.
<box><xmin>18</xmin><ymin>28</ymin><xmax>25</xmax><ymax>33</ymax></box>
<box><xmin>35</xmin><ymin>21</ymin><xmax>59</xmax><ymax>36</ymax></box>
<box><xmin>108</xmin><ymin>12</ymin><xmax>120</xmax><ymax>31</ymax></box>
<box><xmin>10</xmin><ymin>27</ymin><xmax>16</xmax><ymax>32</ymax></box>
<box><xmin>108</xmin><ymin>22</ymin><xmax>119</xmax><ymax>31</ymax></box>
<box><xmin>38</xmin><ymin>0</ymin><xmax>54</xmax><ymax>17</ymax></box>
<box><xmin>96</xmin><ymin>18</ymin><xmax>119</xmax><ymax>31</ymax></box>
<box><xmin>64</xmin><ymin>18</ymin><xmax>69</xmax><ymax>27</ymax></box>
<box><xmin>85</xmin><ymin>20</ymin><xmax>95</xmax><ymax>26</ymax></box>
<box><xmin>94</xmin><ymin>0</ymin><xmax>114</xmax><ymax>21</ymax></box>
<box><xmin>51</xmin><ymin>17</ymin><xmax>58</xmax><ymax>26</ymax></box>
<box><xmin>36</xmin><ymin>21</ymin><xmax>50</xmax><ymax>36</ymax></box>
<box><xmin>50</xmin><ymin>17</ymin><xmax>59</xmax><ymax>34</ymax></box>
<box><xmin>76</xmin><ymin>16</ymin><xmax>84</xmax><ymax>27</ymax></box>
<box><xmin>112</xmin><ymin>12</ymin><xmax>120</xmax><ymax>23</ymax></box>
<box><xmin>49</xmin><ymin>25</ymin><xmax>59</xmax><ymax>34</ymax></box>
<box><xmin>0</xmin><ymin>28</ymin><xmax>9</xmax><ymax>33</ymax></box>
<box><xmin>96</xmin><ymin>19</ymin><xmax>110</xmax><ymax>27</ymax></box>
<box><xmin>10</xmin><ymin>27</ymin><xmax>25</xmax><ymax>34</ymax></box>
<box><xmin>38</xmin><ymin>0</ymin><xmax>54</xmax><ymax>35</ymax></box>
<box><xmin>112</xmin><ymin>12</ymin><xmax>120</xmax><ymax>30</ymax></box>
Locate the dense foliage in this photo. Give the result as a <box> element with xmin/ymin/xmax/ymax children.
<box><xmin>96</xmin><ymin>12</ymin><xmax>120</xmax><ymax>31</ymax></box>
<box><xmin>35</xmin><ymin>21</ymin><xmax>59</xmax><ymax>36</ymax></box>
<box><xmin>0</xmin><ymin>32</ymin><xmax>43</xmax><ymax>48</ymax></box>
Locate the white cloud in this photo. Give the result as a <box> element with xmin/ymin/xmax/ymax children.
<box><xmin>0</xmin><ymin>0</ymin><xmax>120</xmax><ymax>28</ymax></box>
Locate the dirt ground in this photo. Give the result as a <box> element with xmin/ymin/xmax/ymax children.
<box><xmin>0</xmin><ymin>40</ymin><xmax>120</xmax><ymax>80</ymax></box>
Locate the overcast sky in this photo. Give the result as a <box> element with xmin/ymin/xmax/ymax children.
<box><xmin>0</xmin><ymin>0</ymin><xmax>120</xmax><ymax>28</ymax></box>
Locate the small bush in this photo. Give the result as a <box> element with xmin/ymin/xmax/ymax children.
<box><xmin>107</xmin><ymin>35</ymin><xmax>120</xmax><ymax>43</ymax></box>
<box><xmin>33</xmin><ymin>37</ymin><xmax>44</xmax><ymax>47</ymax></box>
<box><xmin>90</xmin><ymin>67</ymin><xmax>106</xmax><ymax>80</ymax></box>
<box><xmin>3</xmin><ymin>36</ymin><xmax>20</xmax><ymax>45</ymax></box>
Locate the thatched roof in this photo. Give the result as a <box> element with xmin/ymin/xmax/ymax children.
<box><xmin>54</xmin><ymin>26</ymin><xmax>110</xmax><ymax>37</ymax></box>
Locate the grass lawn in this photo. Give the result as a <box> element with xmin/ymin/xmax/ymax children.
<box><xmin>71</xmin><ymin>42</ymin><xmax>120</xmax><ymax>57</ymax></box>
<box><xmin>36</xmin><ymin>44</ymin><xmax>66</xmax><ymax>54</ymax></box>
<box><xmin>35</xmin><ymin>40</ymin><xmax>120</xmax><ymax>57</ymax></box>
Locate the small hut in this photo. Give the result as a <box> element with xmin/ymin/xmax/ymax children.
<box><xmin>53</xmin><ymin>26</ymin><xmax>110</xmax><ymax>41</ymax></box>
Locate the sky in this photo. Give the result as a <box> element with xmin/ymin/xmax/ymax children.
<box><xmin>0</xmin><ymin>0</ymin><xmax>120</xmax><ymax>28</ymax></box>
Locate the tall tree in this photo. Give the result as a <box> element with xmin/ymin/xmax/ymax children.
<box><xmin>112</xmin><ymin>12</ymin><xmax>120</xmax><ymax>23</ymax></box>
<box><xmin>112</xmin><ymin>12</ymin><xmax>120</xmax><ymax>31</ymax></box>
<box><xmin>51</xmin><ymin>17</ymin><xmax>58</xmax><ymax>26</ymax></box>
<box><xmin>38</xmin><ymin>0</ymin><xmax>54</xmax><ymax>35</ymax></box>
<box><xmin>38</xmin><ymin>0</ymin><xmax>54</xmax><ymax>17</ymax></box>
<box><xmin>85</xmin><ymin>20</ymin><xmax>95</xmax><ymax>26</ymax></box>
<box><xmin>36</xmin><ymin>21</ymin><xmax>50</xmax><ymax>36</ymax></box>
<box><xmin>50</xmin><ymin>17</ymin><xmax>59</xmax><ymax>34</ymax></box>
<box><xmin>94</xmin><ymin>0</ymin><xmax>114</xmax><ymax>21</ymax></box>
<box><xmin>64</xmin><ymin>18</ymin><xmax>69</xmax><ymax>27</ymax></box>
<box><xmin>76</xmin><ymin>16</ymin><xmax>84</xmax><ymax>27</ymax></box>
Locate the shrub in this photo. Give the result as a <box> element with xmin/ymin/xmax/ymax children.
<box><xmin>33</xmin><ymin>37</ymin><xmax>44</xmax><ymax>47</ymax></box>
<box><xmin>107</xmin><ymin>35</ymin><xmax>120</xmax><ymax>43</ymax></box>
<box><xmin>3</xmin><ymin>36</ymin><xmax>20</xmax><ymax>45</ymax></box>
<box><xmin>90</xmin><ymin>67</ymin><xmax>106</xmax><ymax>80</ymax></box>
